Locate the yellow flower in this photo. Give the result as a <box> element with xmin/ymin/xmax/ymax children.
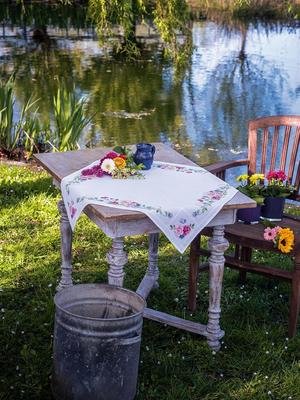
<box><xmin>114</xmin><ymin>157</ymin><xmax>126</xmax><ymax>170</ymax></box>
<box><xmin>249</xmin><ymin>173</ymin><xmax>264</xmax><ymax>184</ymax></box>
<box><xmin>277</xmin><ymin>228</ymin><xmax>294</xmax><ymax>253</ymax></box>
<box><xmin>236</xmin><ymin>174</ymin><xmax>249</xmax><ymax>182</ymax></box>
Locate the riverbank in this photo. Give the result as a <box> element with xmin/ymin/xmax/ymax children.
<box><xmin>188</xmin><ymin>0</ymin><xmax>300</xmax><ymax>19</ymax></box>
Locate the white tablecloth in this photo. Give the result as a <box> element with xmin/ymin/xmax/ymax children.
<box><xmin>61</xmin><ymin>160</ymin><xmax>237</xmax><ymax>253</ymax></box>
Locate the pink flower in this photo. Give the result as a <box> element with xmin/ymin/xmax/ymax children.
<box><xmin>100</xmin><ymin>152</ymin><xmax>118</xmax><ymax>163</ymax></box>
<box><xmin>175</xmin><ymin>226</ymin><xmax>184</xmax><ymax>236</ymax></box>
<box><xmin>81</xmin><ymin>168</ymin><xmax>94</xmax><ymax>176</ymax></box>
<box><xmin>267</xmin><ymin>170</ymin><xmax>287</xmax><ymax>181</ymax></box>
<box><xmin>183</xmin><ymin>225</ymin><xmax>191</xmax><ymax>235</ymax></box>
<box><xmin>263</xmin><ymin>226</ymin><xmax>280</xmax><ymax>241</ymax></box>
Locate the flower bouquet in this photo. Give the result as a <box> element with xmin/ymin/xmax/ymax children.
<box><xmin>261</xmin><ymin>170</ymin><xmax>294</xmax><ymax>221</ymax></box>
<box><xmin>236</xmin><ymin>173</ymin><xmax>265</xmax><ymax>223</ymax></box>
<box><xmin>264</xmin><ymin>225</ymin><xmax>294</xmax><ymax>253</ymax></box>
<box><xmin>81</xmin><ymin>146</ymin><xmax>144</xmax><ymax>179</ymax></box>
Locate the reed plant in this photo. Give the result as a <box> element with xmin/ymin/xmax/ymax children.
<box><xmin>53</xmin><ymin>85</ymin><xmax>93</xmax><ymax>152</ymax></box>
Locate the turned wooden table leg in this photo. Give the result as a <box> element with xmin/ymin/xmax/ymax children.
<box><xmin>107</xmin><ymin>237</ymin><xmax>128</xmax><ymax>287</ymax></box>
<box><xmin>206</xmin><ymin>225</ymin><xmax>229</xmax><ymax>351</ymax></box>
<box><xmin>136</xmin><ymin>233</ymin><xmax>160</xmax><ymax>298</ymax></box>
<box><xmin>148</xmin><ymin>233</ymin><xmax>160</xmax><ymax>288</ymax></box>
<box><xmin>57</xmin><ymin>200</ymin><xmax>73</xmax><ymax>291</ymax></box>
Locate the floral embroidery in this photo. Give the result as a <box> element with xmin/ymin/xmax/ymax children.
<box><xmin>192</xmin><ymin>185</ymin><xmax>230</xmax><ymax>217</ymax></box>
<box><xmin>170</xmin><ymin>219</ymin><xmax>195</xmax><ymax>239</ymax></box>
<box><xmin>76</xmin><ymin>195</ymin><xmax>173</xmax><ymax>218</ymax></box>
<box><xmin>67</xmin><ymin>201</ymin><xmax>77</xmax><ymax>219</ymax></box>
<box><xmin>65</xmin><ymin>174</ymin><xmax>93</xmax><ymax>195</ymax></box>
<box><xmin>153</xmin><ymin>163</ymin><xmax>206</xmax><ymax>174</ymax></box>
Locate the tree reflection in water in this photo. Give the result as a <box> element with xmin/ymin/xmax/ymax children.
<box><xmin>0</xmin><ymin>3</ymin><xmax>299</xmax><ymax>165</ymax></box>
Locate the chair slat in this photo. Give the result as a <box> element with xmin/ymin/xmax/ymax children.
<box><xmin>248</xmin><ymin>127</ymin><xmax>257</xmax><ymax>175</ymax></box>
<box><xmin>270</xmin><ymin>125</ymin><xmax>279</xmax><ymax>171</ymax></box>
<box><xmin>261</xmin><ymin>127</ymin><xmax>269</xmax><ymax>174</ymax></box>
<box><xmin>295</xmin><ymin>162</ymin><xmax>300</xmax><ymax>194</ymax></box>
<box><xmin>280</xmin><ymin>125</ymin><xmax>292</xmax><ymax>171</ymax></box>
<box><xmin>287</xmin><ymin>126</ymin><xmax>300</xmax><ymax>181</ymax></box>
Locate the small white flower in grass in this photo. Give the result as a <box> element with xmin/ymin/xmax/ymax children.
<box><xmin>145</xmin><ymin>346</ymin><xmax>149</xmax><ymax>351</ymax></box>
<box><xmin>48</xmin><ymin>283</ymin><xmax>52</xmax><ymax>288</ymax></box>
<box><xmin>1</xmin><ymin>308</ymin><xmax>4</xmax><ymax>313</ymax></box>
<box><xmin>275</xmin><ymin>286</ymin><xmax>278</xmax><ymax>290</ymax></box>
<box><xmin>140</xmin><ymin>360</ymin><xmax>143</xmax><ymax>364</ymax></box>
<box><xmin>205</xmin><ymin>290</ymin><xmax>208</xmax><ymax>294</ymax></box>
<box><xmin>266</xmin><ymin>351</ymin><xmax>270</xmax><ymax>354</ymax></box>
<box><xmin>240</xmin><ymin>295</ymin><xmax>243</xmax><ymax>298</ymax></box>
<box><xmin>190</xmin><ymin>314</ymin><xmax>193</xmax><ymax>317</ymax></box>
<box><xmin>157</xmin><ymin>361</ymin><xmax>161</xmax><ymax>365</ymax></box>
<box><xmin>288</xmin><ymin>396</ymin><xmax>292</xmax><ymax>399</ymax></box>
<box><xmin>182</xmin><ymin>356</ymin><xmax>185</xmax><ymax>360</ymax></box>
<box><xmin>16</xmin><ymin>366</ymin><xmax>19</xmax><ymax>371</ymax></box>
<box><xmin>285</xmin><ymin>346</ymin><xmax>288</xmax><ymax>350</ymax></box>
<box><xmin>285</xmin><ymin>337</ymin><xmax>289</xmax><ymax>341</ymax></box>
<box><xmin>253</xmin><ymin>372</ymin><xmax>257</xmax><ymax>376</ymax></box>
<box><xmin>101</xmin><ymin>158</ymin><xmax>115</xmax><ymax>175</ymax></box>
<box><xmin>212</xmin><ymin>351</ymin><xmax>216</xmax><ymax>355</ymax></box>
<box><xmin>174</xmin><ymin>298</ymin><xmax>179</xmax><ymax>302</ymax></box>
<box><xmin>280</xmin><ymin>294</ymin><xmax>283</xmax><ymax>298</ymax></box>
<box><xmin>220</xmin><ymin>373</ymin><xmax>223</xmax><ymax>378</ymax></box>
<box><xmin>265</xmin><ymin>331</ymin><xmax>269</xmax><ymax>335</ymax></box>
<box><xmin>268</xmin><ymin>391</ymin><xmax>272</xmax><ymax>395</ymax></box>
<box><xmin>265</xmin><ymin>376</ymin><xmax>269</xmax><ymax>379</ymax></box>
<box><xmin>177</xmin><ymin>341</ymin><xmax>181</xmax><ymax>344</ymax></box>
<box><xmin>168</xmin><ymin>353</ymin><xmax>172</xmax><ymax>357</ymax></box>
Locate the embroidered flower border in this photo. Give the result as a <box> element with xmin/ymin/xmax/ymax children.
<box><xmin>192</xmin><ymin>185</ymin><xmax>230</xmax><ymax>217</ymax></box>
<box><xmin>153</xmin><ymin>163</ymin><xmax>206</xmax><ymax>174</ymax></box>
<box><xmin>76</xmin><ymin>195</ymin><xmax>173</xmax><ymax>218</ymax></box>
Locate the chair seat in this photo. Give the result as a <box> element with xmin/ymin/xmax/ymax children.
<box><xmin>202</xmin><ymin>216</ymin><xmax>300</xmax><ymax>255</ymax></box>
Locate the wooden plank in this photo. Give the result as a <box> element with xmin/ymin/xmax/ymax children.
<box><xmin>270</xmin><ymin>125</ymin><xmax>279</xmax><ymax>171</ymax></box>
<box><xmin>143</xmin><ymin>307</ymin><xmax>225</xmax><ymax>339</ymax></box>
<box><xmin>249</xmin><ymin>115</ymin><xmax>300</xmax><ymax>130</ymax></box>
<box><xmin>224</xmin><ymin>255</ymin><xmax>293</xmax><ymax>281</ymax></box>
<box><xmin>287</xmin><ymin>126</ymin><xmax>300</xmax><ymax>182</ymax></box>
<box><xmin>248</xmin><ymin>126</ymin><xmax>257</xmax><ymax>175</ymax></box>
<box><xmin>280</xmin><ymin>125</ymin><xmax>292</xmax><ymax>171</ymax></box>
<box><xmin>261</xmin><ymin>127</ymin><xmax>269</xmax><ymax>174</ymax></box>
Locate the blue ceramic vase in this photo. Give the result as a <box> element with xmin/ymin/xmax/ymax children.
<box><xmin>133</xmin><ymin>143</ymin><xmax>155</xmax><ymax>170</ymax></box>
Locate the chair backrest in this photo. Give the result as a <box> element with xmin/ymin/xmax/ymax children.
<box><xmin>248</xmin><ymin>116</ymin><xmax>300</xmax><ymax>199</ymax></box>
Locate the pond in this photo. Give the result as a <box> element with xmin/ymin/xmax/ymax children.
<box><xmin>1</xmin><ymin>3</ymin><xmax>300</xmax><ymax>167</ymax></box>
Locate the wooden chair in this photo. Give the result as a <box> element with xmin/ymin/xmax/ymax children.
<box><xmin>188</xmin><ymin>115</ymin><xmax>300</xmax><ymax>337</ymax></box>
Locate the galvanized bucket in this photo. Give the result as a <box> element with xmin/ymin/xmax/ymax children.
<box><xmin>52</xmin><ymin>284</ymin><xmax>146</xmax><ymax>400</ymax></box>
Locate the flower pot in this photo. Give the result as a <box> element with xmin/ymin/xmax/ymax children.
<box><xmin>237</xmin><ymin>205</ymin><xmax>261</xmax><ymax>224</ymax></box>
<box><xmin>261</xmin><ymin>197</ymin><xmax>285</xmax><ymax>221</ymax></box>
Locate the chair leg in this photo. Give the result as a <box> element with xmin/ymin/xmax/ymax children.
<box><xmin>239</xmin><ymin>247</ymin><xmax>252</xmax><ymax>284</ymax></box>
<box><xmin>288</xmin><ymin>255</ymin><xmax>300</xmax><ymax>337</ymax></box>
<box><xmin>188</xmin><ymin>234</ymin><xmax>201</xmax><ymax>312</ymax></box>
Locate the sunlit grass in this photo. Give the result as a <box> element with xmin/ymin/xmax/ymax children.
<box><xmin>1</xmin><ymin>164</ymin><xmax>300</xmax><ymax>399</ymax></box>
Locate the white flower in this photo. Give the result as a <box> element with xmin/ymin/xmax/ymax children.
<box><xmin>101</xmin><ymin>158</ymin><xmax>115</xmax><ymax>175</ymax></box>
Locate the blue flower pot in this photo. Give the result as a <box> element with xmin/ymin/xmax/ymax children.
<box><xmin>237</xmin><ymin>205</ymin><xmax>261</xmax><ymax>224</ymax></box>
<box><xmin>261</xmin><ymin>197</ymin><xmax>285</xmax><ymax>221</ymax></box>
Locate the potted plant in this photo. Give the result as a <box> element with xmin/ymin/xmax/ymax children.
<box><xmin>236</xmin><ymin>173</ymin><xmax>265</xmax><ymax>224</ymax></box>
<box><xmin>261</xmin><ymin>170</ymin><xmax>294</xmax><ymax>221</ymax></box>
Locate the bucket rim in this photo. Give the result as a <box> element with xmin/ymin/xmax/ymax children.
<box><xmin>54</xmin><ymin>283</ymin><xmax>146</xmax><ymax>322</ymax></box>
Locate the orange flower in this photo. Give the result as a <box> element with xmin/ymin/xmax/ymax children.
<box><xmin>114</xmin><ymin>156</ymin><xmax>126</xmax><ymax>170</ymax></box>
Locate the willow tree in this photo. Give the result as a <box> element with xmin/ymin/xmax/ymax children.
<box><xmin>63</xmin><ymin>0</ymin><xmax>193</xmax><ymax>69</ymax></box>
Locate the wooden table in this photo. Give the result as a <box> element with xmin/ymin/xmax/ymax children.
<box><xmin>34</xmin><ymin>143</ymin><xmax>255</xmax><ymax>351</ymax></box>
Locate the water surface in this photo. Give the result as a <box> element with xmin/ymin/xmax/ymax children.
<box><xmin>1</xmin><ymin>4</ymin><xmax>300</xmax><ymax>168</ymax></box>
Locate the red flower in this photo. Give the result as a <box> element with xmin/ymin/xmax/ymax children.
<box><xmin>267</xmin><ymin>170</ymin><xmax>287</xmax><ymax>181</ymax></box>
<box><xmin>105</xmin><ymin>151</ymin><xmax>118</xmax><ymax>159</ymax></box>
<box><xmin>183</xmin><ymin>225</ymin><xmax>191</xmax><ymax>235</ymax></box>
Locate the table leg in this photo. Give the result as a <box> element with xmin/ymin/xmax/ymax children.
<box><xmin>148</xmin><ymin>233</ymin><xmax>160</xmax><ymax>288</ymax></box>
<box><xmin>107</xmin><ymin>237</ymin><xmax>128</xmax><ymax>287</ymax></box>
<box><xmin>57</xmin><ymin>200</ymin><xmax>73</xmax><ymax>291</ymax></box>
<box><xmin>136</xmin><ymin>233</ymin><xmax>160</xmax><ymax>298</ymax></box>
<box><xmin>206</xmin><ymin>225</ymin><xmax>229</xmax><ymax>351</ymax></box>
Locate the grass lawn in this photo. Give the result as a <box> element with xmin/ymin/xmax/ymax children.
<box><xmin>1</xmin><ymin>164</ymin><xmax>300</xmax><ymax>400</ymax></box>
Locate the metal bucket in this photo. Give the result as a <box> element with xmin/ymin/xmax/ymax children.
<box><xmin>52</xmin><ymin>284</ymin><xmax>146</xmax><ymax>400</ymax></box>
